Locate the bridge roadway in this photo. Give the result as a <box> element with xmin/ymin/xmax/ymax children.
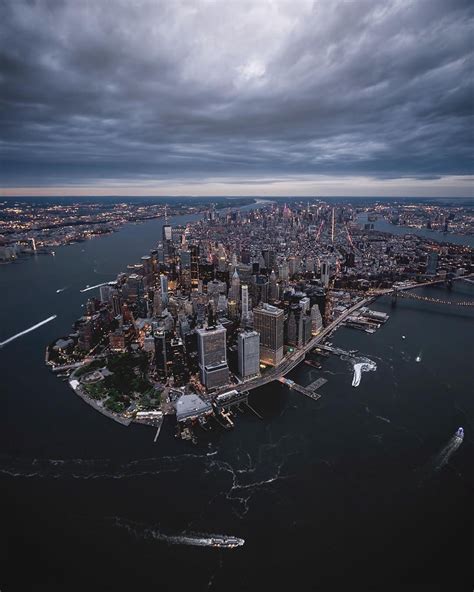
<box><xmin>366</xmin><ymin>272</ymin><xmax>474</xmax><ymax>296</ymax></box>
<box><xmin>368</xmin><ymin>273</ymin><xmax>474</xmax><ymax>306</ymax></box>
<box><xmin>214</xmin><ymin>297</ymin><xmax>372</xmax><ymax>398</ymax></box>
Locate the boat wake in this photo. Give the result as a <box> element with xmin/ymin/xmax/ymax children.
<box><xmin>0</xmin><ymin>454</ymin><xmax>206</xmax><ymax>480</ymax></box>
<box><xmin>432</xmin><ymin>430</ymin><xmax>464</xmax><ymax>471</ymax></box>
<box><xmin>345</xmin><ymin>355</ymin><xmax>376</xmax><ymax>387</ymax></box>
<box><xmin>80</xmin><ymin>282</ymin><xmax>108</xmax><ymax>293</ymax></box>
<box><xmin>0</xmin><ymin>315</ymin><xmax>57</xmax><ymax>348</ymax></box>
<box><xmin>111</xmin><ymin>517</ymin><xmax>244</xmax><ymax>549</ymax></box>
<box><xmin>0</xmin><ymin>444</ymin><xmax>293</xmax><ymax>521</ymax></box>
<box><xmin>418</xmin><ymin>428</ymin><xmax>464</xmax><ymax>484</ymax></box>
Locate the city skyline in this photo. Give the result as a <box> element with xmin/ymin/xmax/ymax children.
<box><xmin>1</xmin><ymin>0</ymin><xmax>473</xmax><ymax>197</ymax></box>
<box><xmin>1</xmin><ymin>1</ymin><xmax>473</xmax><ymax>589</ymax></box>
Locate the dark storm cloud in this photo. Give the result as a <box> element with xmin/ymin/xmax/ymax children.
<box><xmin>0</xmin><ymin>0</ymin><xmax>473</xmax><ymax>189</ymax></box>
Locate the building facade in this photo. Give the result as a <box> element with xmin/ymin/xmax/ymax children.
<box><xmin>238</xmin><ymin>331</ymin><xmax>260</xmax><ymax>380</ymax></box>
<box><xmin>197</xmin><ymin>324</ymin><xmax>229</xmax><ymax>390</ymax></box>
<box><xmin>253</xmin><ymin>303</ymin><xmax>284</xmax><ymax>366</ymax></box>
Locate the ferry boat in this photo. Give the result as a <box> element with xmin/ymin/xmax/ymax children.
<box><xmin>456</xmin><ymin>427</ymin><xmax>464</xmax><ymax>440</ymax></box>
<box><xmin>177</xmin><ymin>534</ymin><xmax>245</xmax><ymax>548</ymax></box>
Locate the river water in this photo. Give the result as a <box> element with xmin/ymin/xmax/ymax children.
<box><xmin>1</xmin><ymin>210</ymin><xmax>473</xmax><ymax>591</ymax></box>
<box><xmin>358</xmin><ymin>212</ymin><xmax>474</xmax><ymax>247</ymax></box>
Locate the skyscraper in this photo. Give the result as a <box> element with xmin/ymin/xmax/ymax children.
<box><xmin>160</xmin><ymin>273</ymin><xmax>169</xmax><ymax>307</ymax></box>
<box><xmin>162</xmin><ymin>224</ymin><xmax>172</xmax><ymax>242</ymax></box>
<box><xmin>269</xmin><ymin>270</ymin><xmax>278</xmax><ymax>302</ymax></box>
<box><xmin>287</xmin><ymin>303</ymin><xmax>303</xmax><ymax>347</ymax></box>
<box><xmin>426</xmin><ymin>252</ymin><xmax>439</xmax><ymax>276</ymax></box>
<box><xmin>99</xmin><ymin>284</ymin><xmax>112</xmax><ymax>304</ymax></box>
<box><xmin>154</xmin><ymin>328</ymin><xmax>172</xmax><ymax>380</ymax></box>
<box><xmin>321</xmin><ymin>260</ymin><xmax>330</xmax><ymax>288</ymax></box>
<box><xmin>197</xmin><ymin>324</ymin><xmax>229</xmax><ymax>389</ymax></box>
<box><xmin>311</xmin><ymin>304</ymin><xmax>323</xmax><ymax>335</ymax></box>
<box><xmin>162</xmin><ymin>220</ymin><xmax>172</xmax><ymax>262</ymax></box>
<box><xmin>253</xmin><ymin>303</ymin><xmax>284</xmax><ymax>366</ymax></box>
<box><xmin>229</xmin><ymin>268</ymin><xmax>240</xmax><ymax>302</ymax></box>
<box><xmin>241</xmin><ymin>284</ymin><xmax>249</xmax><ymax>322</ymax></box>
<box><xmin>190</xmin><ymin>244</ymin><xmax>199</xmax><ymax>290</ymax></box>
<box><xmin>238</xmin><ymin>331</ymin><xmax>260</xmax><ymax>380</ymax></box>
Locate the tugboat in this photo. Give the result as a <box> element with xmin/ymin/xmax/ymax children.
<box><xmin>456</xmin><ymin>427</ymin><xmax>464</xmax><ymax>440</ymax></box>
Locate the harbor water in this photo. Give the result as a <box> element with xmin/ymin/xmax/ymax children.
<box><xmin>1</xmin><ymin>213</ymin><xmax>473</xmax><ymax>591</ymax></box>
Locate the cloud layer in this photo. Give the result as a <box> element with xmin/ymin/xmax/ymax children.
<box><xmin>0</xmin><ymin>0</ymin><xmax>473</xmax><ymax>195</ymax></box>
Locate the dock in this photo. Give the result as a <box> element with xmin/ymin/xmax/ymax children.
<box><xmin>306</xmin><ymin>377</ymin><xmax>328</xmax><ymax>391</ymax></box>
<box><xmin>315</xmin><ymin>344</ymin><xmax>356</xmax><ymax>358</ymax></box>
<box><xmin>277</xmin><ymin>377</ymin><xmax>322</xmax><ymax>401</ymax></box>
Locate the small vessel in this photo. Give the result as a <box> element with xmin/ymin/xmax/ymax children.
<box><xmin>415</xmin><ymin>355</ymin><xmax>421</xmax><ymax>362</ymax></box>
<box><xmin>305</xmin><ymin>360</ymin><xmax>322</xmax><ymax>369</ymax></box>
<box><xmin>456</xmin><ymin>427</ymin><xmax>464</xmax><ymax>440</ymax></box>
<box><xmin>402</xmin><ymin>335</ymin><xmax>406</xmax><ymax>339</ymax></box>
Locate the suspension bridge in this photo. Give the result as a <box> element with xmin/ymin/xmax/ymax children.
<box><xmin>328</xmin><ymin>274</ymin><xmax>474</xmax><ymax>307</ymax></box>
<box><xmin>389</xmin><ymin>274</ymin><xmax>474</xmax><ymax>307</ymax></box>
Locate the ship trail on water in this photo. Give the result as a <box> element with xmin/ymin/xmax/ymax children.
<box><xmin>347</xmin><ymin>356</ymin><xmax>376</xmax><ymax>387</ymax></box>
<box><xmin>80</xmin><ymin>282</ymin><xmax>108</xmax><ymax>293</ymax></box>
<box><xmin>0</xmin><ymin>315</ymin><xmax>57</xmax><ymax>348</ymax></box>
<box><xmin>418</xmin><ymin>429</ymin><xmax>464</xmax><ymax>484</ymax></box>
<box><xmin>432</xmin><ymin>431</ymin><xmax>464</xmax><ymax>471</ymax></box>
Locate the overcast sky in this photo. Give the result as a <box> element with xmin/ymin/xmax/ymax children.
<box><xmin>0</xmin><ymin>0</ymin><xmax>473</xmax><ymax>197</ymax></box>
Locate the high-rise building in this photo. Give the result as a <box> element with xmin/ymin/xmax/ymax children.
<box><xmin>229</xmin><ymin>268</ymin><xmax>240</xmax><ymax>302</ymax></box>
<box><xmin>288</xmin><ymin>256</ymin><xmax>297</xmax><ymax>276</ymax></box>
<box><xmin>280</xmin><ymin>260</ymin><xmax>289</xmax><ymax>282</ymax></box>
<box><xmin>253</xmin><ymin>303</ymin><xmax>284</xmax><ymax>366</ymax></box>
<box><xmin>311</xmin><ymin>304</ymin><xmax>323</xmax><ymax>335</ymax></box>
<box><xmin>305</xmin><ymin>257</ymin><xmax>315</xmax><ymax>273</ymax></box>
<box><xmin>241</xmin><ymin>284</ymin><xmax>249</xmax><ymax>322</ymax></box>
<box><xmin>141</xmin><ymin>255</ymin><xmax>152</xmax><ymax>277</ymax></box>
<box><xmin>154</xmin><ymin>328</ymin><xmax>172</xmax><ymax>380</ymax></box>
<box><xmin>426</xmin><ymin>252</ymin><xmax>439</xmax><ymax>276</ymax></box>
<box><xmin>190</xmin><ymin>244</ymin><xmax>200</xmax><ymax>290</ymax></box>
<box><xmin>321</xmin><ymin>260</ymin><xmax>330</xmax><ymax>287</ymax></box>
<box><xmin>153</xmin><ymin>289</ymin><xmax>162</xmax><ymax>316</ymax></box>
<box><xmin>238</xmin><ymin>331</ymin><xmax>260</xmax><ymax>380</ymax></box>
<box><xmin>162</xmin><ymin>224</ymin><xmax>172</xmax><ymax>242</ymax></box>
<box><xmin>269</xmin><ymin>270</ymin><xmax>278</xmax><ymax>302</ymax></box>
<box><xmin>111</xmin><ymin>291</ymin><xmax>122</xmax><ymax>316</ymax></box>
<box><xmin>302</xmin><ymin>315</ymin><xmax>312</xmax><ymax>345</ymax></box>
<box><xmin>99</xmin><ymin>284</ymin><xmax>112</xmax><ymax>304</ymax></box>
<box><xmin>287</xmin><ymin>303</ymin><xmax>304</xmax><ymax>347</ymax></box>
<box><xmin>300</xmin><ymin>296</ymin><xmax>310</xmax><ymax>314</ymax></box>
<box><xmin>160</xmin><ymin>274</ymin><xmax>169</xmax><ymax>307</ymax></box>
<box><xmin>162</xmin><ymin>223</ymin><xmax>172</xmax><ymax>261</ymax></box>
<box><xmin>197</xmin><ymin>325</ymin><xmax>229</xmax><ymax>389</ymax></box>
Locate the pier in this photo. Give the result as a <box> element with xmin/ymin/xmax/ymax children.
<box><xmin>315</xmin><ymin>344</ymin><xmax>356</xmax><ymax>358</ymax></box>
<box><xmin>277</xmin><ymin>377</ymin><xmax>324</xmax><ymax>401</ymax></box>
<box><xmin>306</xmin><ymin>377</ymin><xmax>328</xmax><ymax>391</ymax></box>
<box><xmin>214</xmin><ymin>389</ymin><xmax>249</xmax><ymax>411</ymax></box>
